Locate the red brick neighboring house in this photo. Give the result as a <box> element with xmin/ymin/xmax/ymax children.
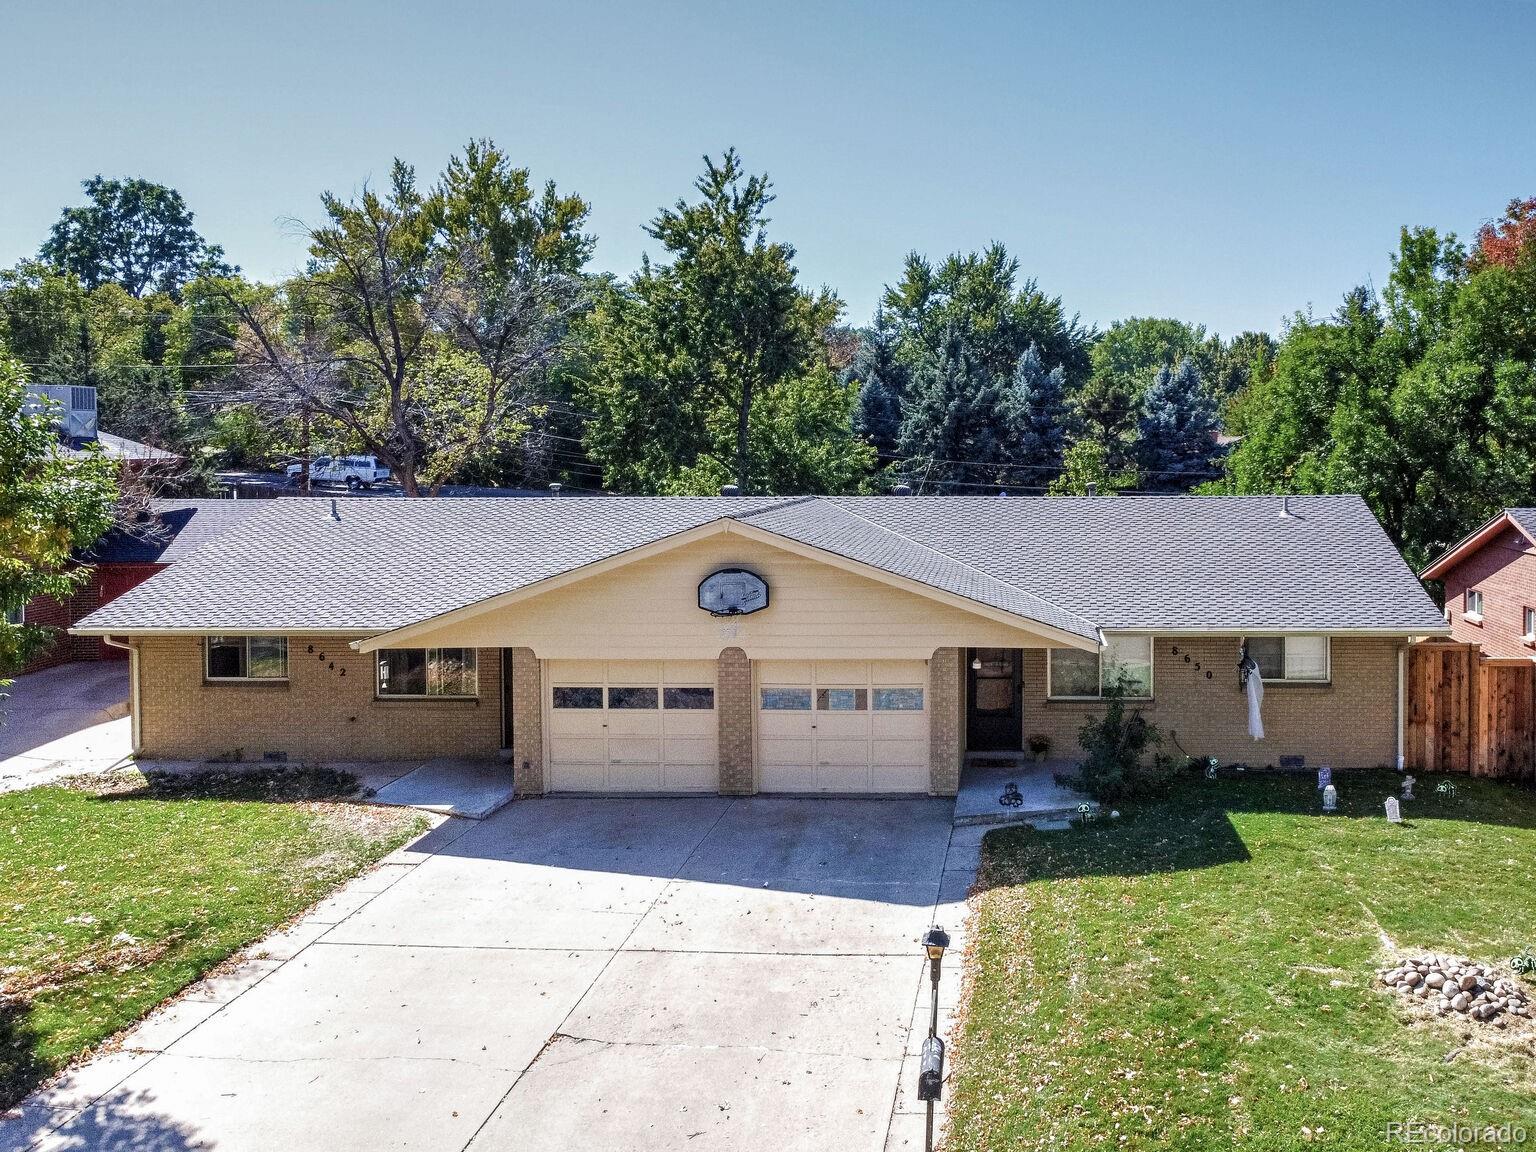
<box><xmin>17</xmin><ymin>500</ymin><xmax>265</xmax><ymax>673</ymax></box>
<box><xmin>1420</xmin><ymin>508</ymin><xmax>1536</xmax><ymax>659</ymax></box>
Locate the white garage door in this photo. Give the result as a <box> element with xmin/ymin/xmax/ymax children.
<box><xmin>547</xmin><ymin>660</ymin><xmax>718</xmax><ymax>792</ymax></box>
<box><xmin>757</xmin><ymin>660</ymin><xmax>929</xmax><ymax>793</ymax></box>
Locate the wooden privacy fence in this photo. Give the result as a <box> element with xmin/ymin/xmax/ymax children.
<box><xmin>1405</xmin><ymin>642</ymin><xmax>1535</xmax><ymax>780</ymax></box>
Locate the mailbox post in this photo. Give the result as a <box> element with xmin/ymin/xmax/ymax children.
<box><xmin>919</xmin><ymin>926</ymin><xmax>950</xmax><ymax>1151</ymax></box>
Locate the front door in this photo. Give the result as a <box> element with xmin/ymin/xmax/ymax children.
<box><xmin>966</xmin><ymin>648</ymin><xmax>1023</xmax><ymax>751</ymax></box>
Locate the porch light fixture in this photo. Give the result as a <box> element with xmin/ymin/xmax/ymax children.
<box><xmin>970</xmin><ymin>655</ymin><xmax>982</xmax><ymax>671</ymax></box>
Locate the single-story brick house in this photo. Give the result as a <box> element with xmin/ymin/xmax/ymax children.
<box><xmin>1420</xmin><ymin>507</ymin><xmax>1536</xmax><ymax>659</ymax></box>
<box><xmin>17</xmin><ymin>499</ymin><xmax>265</xmax><ymax>673</ymax></box>
<box><xmin>71</xmin><ymin>493</ymin><xmax>1449</xmax><ymax>795</ymax></box>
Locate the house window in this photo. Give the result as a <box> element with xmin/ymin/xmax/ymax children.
<box><xmin>1047</xmin><ymin>635</ymin><xmax>1153</xmax><ymax>699</ymax></box>
<box><xmin>376</xmin><ymin>648</ymin><xmax>477</xmax><ymax>697</ymax></box>
<box><xmin>1524</xmin><ymin>607</ymin><xmax>1535</xmax><ymax>642</ymax></box>
<box><xmin>1245</xmin><ymin>636</ymin><xmax>1330</xmax><ymax>682</ymax></box>
<box><xmin>1465</xmin><ymin>589</ymin><xmax>1484</xmax><ymax>619</ymax></box>
<box><xmin>3</xmin><ymin>604</ymin><xmax>22</xmax><ymax>626</ymax></box>
<box><xmin>205</xmin><ymin>636</ymin><xmax>288</xmax><ymax>681</ymax></box>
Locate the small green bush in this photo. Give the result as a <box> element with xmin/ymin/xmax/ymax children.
<box><xmin>1071</xmin><ymin>676</ymin><xmax>1167</xmax><ymax>801</ymax></box>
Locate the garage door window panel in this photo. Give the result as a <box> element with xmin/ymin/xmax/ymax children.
<box><xmin>607</xmin><ymin>687</ymin><xmax>659</xmax><ymax>709</ymax></box>
<box><xmin>762</xmin><ymin>688</ymin><xmax>812</xmax><ymax>710</ymax></box>
<box><xmin>816</xmin><ymin>688</ymin><xmax>868</xmax><ymax>711</ymax></box>
<box><xmin>553</xmin><ymin>686</ymin><xmax>603</xmax><ymax>708</ymax></box>
<box><xmin>663</xmin><ymin>687</ymin><xmax>714</xmax><ymax>709</ymax></box>
<box><xmin>873</xmin><ymin>688</ymin><xmax>924</xmax><ymax>711</ymax></box>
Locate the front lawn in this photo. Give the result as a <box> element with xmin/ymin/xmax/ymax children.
<box><xmin>949</xmin><ymin>771</ymin><xmax>1536</xmax><ymax>1150</ymax></box>
<box><xmin>0</xmin><ymin>769</ymin><xmax>426</xmax><ymax>1109</ymax></box>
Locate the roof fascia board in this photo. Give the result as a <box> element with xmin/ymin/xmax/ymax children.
<box><xmin>69</xmin><ymin>627</ymin><xmax>379</xmax><ymax>638</ymax></box>
<box><xmin>1108</xmin><ymin>626</ymin><xmax>1453</xmax><ymax>638</ymax></box>
<box><xmin>1420</xmin><ymin>512</ymin><xmax>1527</xmax><ymax>579</ymax></box>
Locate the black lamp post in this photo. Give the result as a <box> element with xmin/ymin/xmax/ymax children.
<box><xmin>918</xmin><ymin>925</ymin><xmax>950</xmax><ymax>1151</ymax></box>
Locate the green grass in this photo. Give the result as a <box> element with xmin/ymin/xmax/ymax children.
<box><xmin>0</xmin><ymin>769</ymin><xmax>426</xmax><ymax>1109</ymax></box>
<box><xmin>948</xmin><ymin>771</ymin><xmax>1536</xmax><ymax>1151</ymax></box>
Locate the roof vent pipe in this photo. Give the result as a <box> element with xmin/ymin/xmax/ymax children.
<box><xmin>548</xmin><ymin>482</ymin><xmax>562</xmax><ymax>496</ymax></box>
<box><xmin>892</xmin><ymin>483</ymin><xmax>912</xmax><ymax>496</ymax></box>
<box><xmin>1086</xmin><ymin>482</ymin><xmax>1097</xmax><ymax>497</ymax></box>
<box><xmin>720</xmin><ymin>484</ymin><xmax>741</xmax><ymax>497</ymax></box>
<box><xmin>1279</xmin><ymin>495</ymin><xmax>1294</xmax><ymax>519</ymax></box>
<box><xmin>329</xmin><ymin>498</ymin><xmax>341</xmax><ymax>522</ymax></box>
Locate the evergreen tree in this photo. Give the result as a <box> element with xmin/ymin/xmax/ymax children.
<box><xmin>846</xmin><ymin>308</ymin><xmax>907</xmax><ymax>459</ymax></box>
<box><xmin>896</xmin><ymin>328</ymin><xmax>1012</xmax><ymax>492</ymax></box>
<box><xmin>1007</xmin><ymin>343</ymin><xmax>1070</xmax><ymax>486</ymax></box>
<box><xmin>1136</xmin><ymin>358</ymin><xmax>1222</xmax><ymax>490</ymax></box>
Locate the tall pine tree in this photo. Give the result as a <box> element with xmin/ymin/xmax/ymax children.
<box><xmin>847</xmin><ymin>308</ymin><xmax>907</xmax><ymax>459</ymax></box>
<box><xmin>896</xmin><ymin>327</ymin><xmax>1012</xmax><ymax>492</ymax></box>
<box><xmin>1136</xmin><ymin>358</ymin><xmax>1222</xmax><ymax>491</ymax></box>
<box><xmin>1006</xmin><ymin>343</ymin><xmax>1070</xmax><ymax>488</ymax></box>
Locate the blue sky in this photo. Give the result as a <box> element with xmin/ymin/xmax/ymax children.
<box><xmin>2</xmin><ymin>1</ymin><xmax>1532</xmax><ymax>337</ymax></box>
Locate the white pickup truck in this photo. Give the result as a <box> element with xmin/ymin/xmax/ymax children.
<box><xmin>285</xmin><ymin>455</ymin><xmax>391</xmax><ymax>490</ymax></box>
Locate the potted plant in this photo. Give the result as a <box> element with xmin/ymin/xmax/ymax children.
<box><xmin>1027</xmin><ymin>733</ymin><xmax>1051</xmax><ymax>764</ymax></box>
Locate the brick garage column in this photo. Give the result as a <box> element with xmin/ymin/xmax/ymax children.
<box><xmin>510</xmin><ymin>647</ymin><xmax>545</xmax><ymax>796</ymax></box>
<box><xmin>929</xmin><ymin>647</ymin><xmax>962</xmax><ymax>795</ymax></box>
<box><xmin>717</xmin><ymin>647</ymin><xmax>755</xmax><ymax>795</ymax></box>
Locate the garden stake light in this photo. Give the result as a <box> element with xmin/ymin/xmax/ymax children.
<box><xmin>919</xmin><ymin>926</ymin><xmax>950</xmax><ymax>1152</ymax></box>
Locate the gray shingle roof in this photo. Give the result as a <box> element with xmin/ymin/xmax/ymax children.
<box><xmin>74</xmin><ymin>493</ymin><xmax>1447</xmax><ymax>638</ymax></box>
<box><xmin>1504</xmin><ymin>508</ymin><xmax>1536</xmax><ymax>541</ymax></box>
<box><xmin>82</xmin><ymin>499</ymin><xmax>267</xmax><ymax>565</ymax></box>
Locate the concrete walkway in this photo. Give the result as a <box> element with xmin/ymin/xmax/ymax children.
<box><xmin>0</xmin><ymin>663</ymin><xmax>132</xmax><ymax>794</ymax></box>
<box><xmin>1</xmin><ymin>797</ymin><xmax>977</xmax><ymax>1152</ymax></box>
<box><xmin>953</xmin><ymin>758</ymin><xmax>1094</xmax><ymax>827</ymax></box>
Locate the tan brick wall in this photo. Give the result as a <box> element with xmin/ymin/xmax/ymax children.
<box><xmin>135</xmin><ymin>635</ymin><xmax>502</xmax><ymax>763</ymax></box>
<box><xmin>508</xmin><ymin>647</ymin><xmax>544</xmax><ymax>795</ymax></box>
<box><xmin>929</xmin><ymin>647</ymin><xmax>962</xmax><ymax>795</ymax></box>
<box><xmin>1016</xmin><ymin>635</ymin><xmax>1402</xmax><ymax>769</ymax></box>
<box><xmin>717</xmin><ymin>646</ymin><xmax>754</xmax><ymax>795</ymax></box>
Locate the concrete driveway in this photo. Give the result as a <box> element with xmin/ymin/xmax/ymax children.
<box><xmin>2</xmin><ymin>797</ymin><xmax>979</xmax><ymax>1152</ymax></box>
<box><xmin>0</xmin><ymin>663</ymin><xmax>131</xmax><ymax>793</ymax></box>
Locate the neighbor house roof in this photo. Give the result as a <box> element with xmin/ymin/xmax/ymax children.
<box><xmin>61</xmin><ymin>432</ymin><xmax>181</xmax><ymax>463</ymax></box>
<box><xmin>73</xmin><ymin>493</ymin><xmax>1449</xmax><ymax>642</ymax></box>
<box><xmin>81</xmin><ymin>499</ymin><xmax>269</xmax><ymax>565</ymax></box>
<box><xmin>1420</xmin><ymin>508</ymin><xmax>1536</xmax><ymax>581</ymax></box>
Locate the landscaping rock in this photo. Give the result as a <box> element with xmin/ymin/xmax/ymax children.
<box><xmin>1376</xmin><ymin>954</ymin><xmax>1532</xmax><ymax>1028</ymax></box>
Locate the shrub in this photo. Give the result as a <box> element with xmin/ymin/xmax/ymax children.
<box><xmin>1071</xmin><ymin>676</ymin><xmax>1167</xmax><ymax>802</ymax></box>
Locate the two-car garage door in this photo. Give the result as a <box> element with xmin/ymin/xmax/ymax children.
<box><xmin>546</xmin><ymin>658</ymin><xmax>930</xmax><ymax>794</ymax></box>
<box><xmin>757</xmin><ymin>660</ymin><xmax>929</xmax><ymax>793</ymax></box>
<box><xmin>547</xmin><ymin>661</ymin><xmax>718</xmax><ymax>792</ymax></box>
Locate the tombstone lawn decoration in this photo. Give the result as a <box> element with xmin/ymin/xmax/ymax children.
<box><xmin>1385</xmin><ymin>796</ymin><xmax>1402</xmax><ymax>823</ymax></box>
<box><xmin>1401</xmin><ymin>774</ymin><xmax>1415</xmax><ymax>800</ymax></box>
<box><xmin>1317</xmin><ymin>766</ymin><xmax>1332</xmax><ymax>791</ymax></box>
<box><xmin>1322</xmin><ymin>784</ymin><xmax>1338</xmax><ymax>813</ymax></box>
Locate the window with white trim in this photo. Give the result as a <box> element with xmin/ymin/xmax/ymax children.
<box><xmin>1524</xmin><ymin>607</ymin><xmax>1535</xmax><ymax>642</ymax></box>
<box><xmin>3</xmin><ymin>604</ymin><xmax>22</xmax><ymax>626</ymax></box>
<box><xmin>205</xmin><ymin>636</ymin><xmax>288</xmax><ymax>681</ymax></box>
<box><xmin>1047</xmin><ymin>635</ymin><xmax>1153</xmax><ymax>699</ymax></box>
<box><xmin>376</xmin><ymin>648</ymin><xmax>478</xmax><ymax>697</ymax></box>
<box><xmin>1465</xmin><ymin>589</ymin><xmax>1484</xmax><ymax>619</ymax></box>
<box><xmin>1245</xmin><ymin>636</ymin><xmax>1330</xmax><ymax>682</ymax></box>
